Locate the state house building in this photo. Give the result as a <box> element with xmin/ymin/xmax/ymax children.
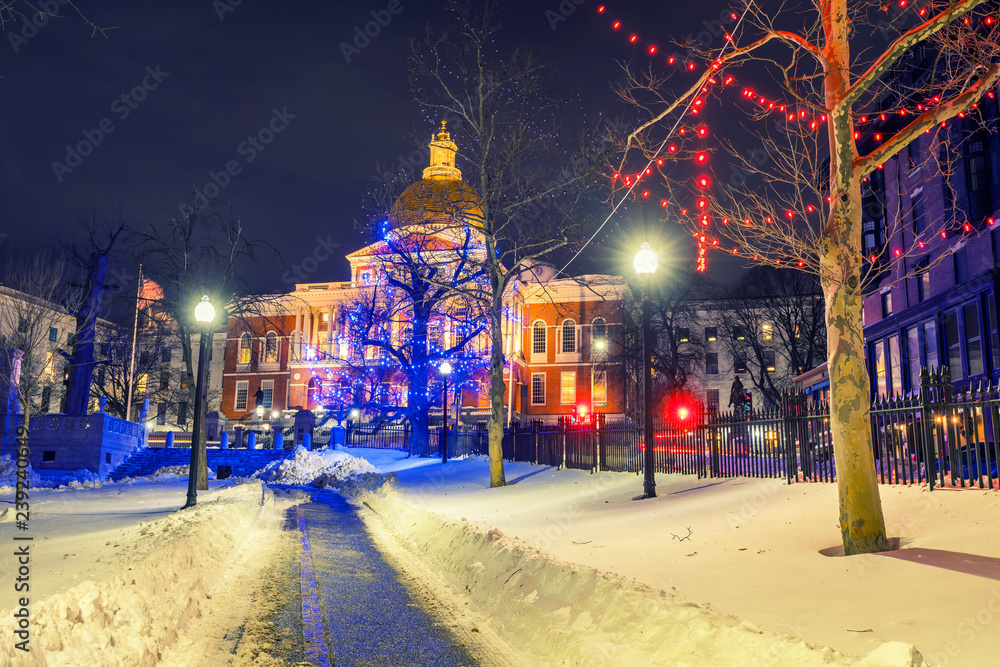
<box><xmin>219</xmin><ymin>124</ymin><xmax>631</xmax><ymax>426</ymax></box>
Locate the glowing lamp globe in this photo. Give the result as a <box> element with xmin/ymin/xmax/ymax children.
<box><xmin>440</xmin><ymin>361</ymin><xmax>453</xmax><ymax>375</ymax></box>
<box><xmin>194</xmin><ymin>295</ymin><xmax>215</xmax><ymax>323</ymax></box>
<box><xmin>634</xmin><ymin>243</ymin><xmax>658</xmax><ymax>275</ymax></box>
<box><xmin>256</xmin><ymin>404</ymin><xmax>264</xmax><ymax>419</ymax></box>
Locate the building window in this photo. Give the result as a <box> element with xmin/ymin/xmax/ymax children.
<box><xmin>531</xmin><ymin>373</ymin><xmax>546</xmax><ymax>405</ymax></box>
<box><xmin>48</xmin><ymin>327</ymin><xmax>58</xmax><ymax>342</ymax></box>
<box><xmin>706</xmin><ymin>352</ymin><xmax>719</xmax><ymax>375</ymax></box>
<box><xmin>964</xmin><ymin>302</ymin><xmax>983</xmax><ymax>376</ymax></box>
<box><xmin>532</xmin><ymin>321</ymin><xmax>546</xmax><ymax>355</ymax></box>
<box><xmin>706</xmin><ymin>389</ymin><xmax>720</xmax><ymax>409</ymax></box>
<box><xmin>239</xmin><ymin>333</ymin><xmax>252</xmax><ymax>364</ymax></box>
<box><xmin>763</xmin><ymin>350</ymin><xmax>776</xmax><ymax>372</ymax></box>
<box><xmin>907</xmin><ymin>140</ymin><xmax>919</xmax><ymax>171</ymax></box>
<box><xmin>965</xmin><ymin>130</ymin><xmax>996</xmax><ymax>221</ymax></box>
<box><xmin>156</xmin><ymin>403</ymin><xmax>167</xmax><ymax>426</ymax></box>
<box><xmin>592</xmin><ymin>370</ymin><xmax>607</xmax><ymax>406</ymax></box>
<box><xmin>261</xmin><ymin>379</ymin><xmax>274</xmax><ymax>409</ymax></box>
<box><xmin>560</xmin><ymin>372</ymin><xmax>576</xmax><ymax>404</ymax></box>
<box><xmin>761</xmin><ymin>323</ymin><xmax>773</xmax><ymax>342</ymax></box>
<box><xmin>40</xmin><ymin>386</ymin><xmax>51</xmax><ymax>413</ymax></box>
<box><xmin>923</xmin><ymin>319</ymin><xmax>939</xmax><ymax>374</ymax></box>
<box><xmin>911</xmin><ymin>191</ymin><xmax>926</xmax><ymax>235</ymax></box>
<box><xmin>954</xmin><ymin>248</ymin><xmax>969</xmax><ymax>284</ymax></box>
<box><xmin>905</xmin><ymin>325</ymin><xmax>921</xmax><ymax>391</ymax></box>
<box><xmin>705</xmin><ymin>327</ymin><xmax>717</xmax><ymax>342</ymax></box>
<box><xmin>915</xmin><ymin>257</ymin><xmax>930</xmax><ymax>302</ymax></box>
<box><xmin>881</xmin><ymin>291</ymin><xmax>893</xmax><ymax>318</ymax></box>
<box><xmin>733</xmin><ymin>326</ymin><xmax>747</xmax><ymax>341</ymax></box>
<box><xmin>677</xmin><ymin>327</ymin><xmax>690</xmax><ymax>343</ymax></box>
<box><xmin>734</xmin><ymin>357</ymin><xmax>747</xmax><ymax>373</ymax></box>
<box><xmin>235</xmin><ymin>380</ymin><xmax>249</xmax><ymax>411</ymax></box>
<box><xmin>873</xmin><ymin>339</ymin><xmax>887</xmax><ymax>399</ymax></box>
<box><xmin>177</xmin><ymin>402</ymin><xmax>188</xmax><ymax>426</ymax></box>
<box><xmin>889</xmin><ymin>334</ymin><xmax>903</xmax><ymax>396</ymax></box>
<box><xmin>561</xmin><ymin>319</ymin><xmax>577</xmax><ymax>354</ymax></box>
<box><xmin>591</xmin><ymin>318</ymin><xmax>607</xmax><ymax>348</ymax></box>
<box><xmin>943</xmin><ymin>309</ymin><xmax>963</xmax><ymax>380</ymax></box>
<box><xmin>159</xmin><ymin>371</ymin><xmax>169</xmax><ymax>391</ymax></box>
<box><xmin>161</xmin><ymin>347</ymin><xmax>171</xmax><ymax>363</ymax></box>
<box><xmin>988</xmin><ymin>293</ymin><xmax>1000</xmax><ymax>373</ymax></box>
<box><xmin>42</xmin><ymin>451</ymin><xmax>55</xmax><ymax>462</ymax></box>
<box><xmin>264</xmin><ymin>332</ymin><xmax>279</xmax><ymax>363</ymax></box>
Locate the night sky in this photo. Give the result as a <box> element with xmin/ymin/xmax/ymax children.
<box><xmin>0</xmin><ymin>0</ymin><xmax>740</xmax><ymax>293</ymax></box>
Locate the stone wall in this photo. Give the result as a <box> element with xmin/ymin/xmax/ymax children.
<box><xmin>28</xmin><ymin>413</ymin><xmax>145</xmax><ymax>476</ymax></box>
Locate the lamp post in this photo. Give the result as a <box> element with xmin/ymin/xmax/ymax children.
<box><xmin>440</xmin><ymin>361</ymin><xmax>452</xmax><ymax>463</ymax></box>
<box><xmin>256</xmin><ymin>404</ymin><xmax>265</xmax><ymax>447</ymax></box>
<box><xmin>183</xmin><ymin>295</ymin><xmax>215</xmax><ymax>509</ymax></box>
<box><xmin>634</xmin><ymin>243</ymin><xmax>657</xmax><ymax>499</ymax></box>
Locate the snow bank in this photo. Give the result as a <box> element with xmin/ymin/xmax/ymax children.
<box><xmin>0</xmin><ymin>480</ymin><xmax>289</xmax><ymax>666</ymax></box>
<box><xmin>354</xmin><ymin>481</ymin><xmax>861</xmax><ymax>666</ymax></box>
<box><xmin>257</xmin><ymin>445</ymin><xmax>381</xmax><ymax>487</ymax></box>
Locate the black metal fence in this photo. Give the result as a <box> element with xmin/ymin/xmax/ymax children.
<box><xmin>343</xmin><ymin>369</ymin><xmax>1000</xmax><ymax>491</ymax></box>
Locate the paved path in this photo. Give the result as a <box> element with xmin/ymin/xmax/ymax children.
<box><xmin>297</xmin><ymin>490</ymin><xmax>480</xmax><ymax>667</ymax></box>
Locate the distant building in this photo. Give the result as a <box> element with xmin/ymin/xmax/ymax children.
<box><xmin>219</xmin><ymin>124</ymin><xmax>629</xmax><ymax>426</ymax></box>
<box><xmin>862</xmin><ymin>88</ymin><xmax>1000</xmax><ymax>397</ymax></box>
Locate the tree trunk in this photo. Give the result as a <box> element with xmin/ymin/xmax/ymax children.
<box><xmin>64</xmin><ymin>254</ymin><xmax>109</xmax><ymax>415</ymax></box>
<box><xmin>487</xmin><ymin>291</ymin><xmax>506</xmax><ymax>488</ymax></box>
<box><xmin>820</xmin><ymin>188</ymin><xmax>888</xmax><ymax>556</ymax></box>
<box><xmin>410</xmin><ymin>370</ymin><xmax>431</xmax><ymax>457</ymax></box>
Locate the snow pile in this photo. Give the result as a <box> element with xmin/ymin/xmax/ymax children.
<box><xmin>258</xmin><ymin>445</ymin><xmax>381</xmax><ymax>487</ymax></box>
<box><xmin>0</xmin><ymin>480</ymin><xmax>297</xmax><ymax>666</ymax></box>
<box><xmin>357</xmin><ymin>483</ymin><xmax>862</xmax><ymax>666</ymax></box>
<box><xmin>0</xmin><ymin>454</ymin><xmax>39</xmax><ymax>489</ymax></box>
<box><xmin>147</xmin><ymin>464</ymin><xmax>217</xmax><ymax>481</ymax></box>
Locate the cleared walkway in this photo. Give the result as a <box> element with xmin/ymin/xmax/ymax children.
<box><xmin>297</xmin><ymin>490</ymin><xmax>480</xmax><ymax>666</ymax></box>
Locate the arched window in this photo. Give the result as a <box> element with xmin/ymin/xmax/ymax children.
<box><xmin>591</xmin><ymin>318</ymin><xmax>607</xmax><ymax>348</ymax></box>
<box><xmin>264</xmin><ymin>331</ymin><xmax>279</xmax><ymax>363</ymax></box>
<box><xmin>561</xmin><ymin>319</ymin><xmax>577</xmax><ymax>353</ymax></box>
<box><xmin>532</xmin><ymin>320</ymin><xmax>546</xmax><ymax>355</ymax></box>
<box><xmin>307</xmin><ymin>376</ymin><xmax>322</xmax><ymax>407</ymax></box>
<box><xmin>238</xmin><ymin>333</ymin><xmax>252</xmax><ymax>364</ymax></box>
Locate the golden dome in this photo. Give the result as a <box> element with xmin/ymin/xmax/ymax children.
<box><xmin>389</xmin><ymin>120</ymin><xmax>483</xmax><ymax>228</ymax></box>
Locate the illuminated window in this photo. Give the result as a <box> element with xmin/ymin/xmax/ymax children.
<box><xmin>592</xmin><ymin>370</ymin><xmax>607</xmax><ymax>406</ymax></box>
<box><xmin>235</xmin><ymin>381</ymin><xmax>248</xmax><ymax>411</ymax></box>
<box><xmin>561</xmin><ymin>319</ymin><xmax>577</xmax><ymax>353</ymax></box>
<box><xmin>264</xmin><ymin>332</ymin><xmax>279</xmax><ymax>363</ymax></box>
<box><xmin>532</xmin><ymin>321</ymin><xmax>546</xmax><ymax>355</ymax></box>
<box><xmin>560</xmin><ymin>372</ymin><xmax>576</xmax><ymax>404</ymax></box>
<box><xmin>761</xmin><ymin>323</ymin><xmax>773</xmax><ymax>342</ymax></box>
<box><xmin>705</xmin><ymin>327</ymin><xmax>717</xmax><ymax>342</ymax></box>
<box><xmin>591</xmin><ymin>318</ymin><xmax>607</xmax><ymax>348</ymax></box>
<box><xmin>763</xmin><ymin>350</ymin><xmax>776</xmax><ymax>372</ymax></box>
<box><xmin>677</xmin><ymin>327</ymin><xmax>690</xmax><ymax>343</ymax></box>
<box><xmin>261</xmin><ymin>379</ymin><xmax>274</xmax><ymax>409</ymax></box>
<box><xmin>239</xmin><ymin>333</ymin><xmax>252</xmax><ymax>364</ymax></box>
<box><xmin>531</xmin><ymin>373</ymin><xmax>546</xmax><ymax>405</ymax></box>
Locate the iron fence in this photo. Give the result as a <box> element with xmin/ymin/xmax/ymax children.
<box><xmin>343</xmin><ymin>369</ymin><xmax>999</xmax><ymax>491</ymax></box>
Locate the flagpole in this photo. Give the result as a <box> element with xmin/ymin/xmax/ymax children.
<box><xmin>125</xmin><ymin>265</ymin><xmax>142</xmax><ymax>422</ymax></box>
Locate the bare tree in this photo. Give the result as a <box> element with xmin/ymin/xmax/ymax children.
<box><xmin>713</xmin><ymin>267</ymin><xmax>827</xmax><ymax>408</ymax></box>
<box><xmin>60</xmin><ymin>212</ymin><xmax>128</xmax><ymax>415</ymax></box>
<box><xmin>0</xmin><ymin>254</ymin><xmax>79</xmax><ymax>464</ymax></box>
<box><xmin>130</xmin><ymin>195</ymin><xmax>281</xmax><ymax>489</ymax></box>
<box><xmin>409</xmin><ymin>1</ymin><xmax>611</xmax><ymax>487</ymax></box>
<box><xmin>340</xmin><ymin>219</ymin><xmax>489</xmax><ymax>457</ymax></box>
<box><xmin>619</xmin><ymin>0</ymin><xmax>1000</xmax><ymax>554</ymax></box>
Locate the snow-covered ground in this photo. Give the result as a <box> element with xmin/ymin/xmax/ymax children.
<box><xmin>346</xmin><ymin>448</ymin><xmax>1000</xmax><ymax>666</ymax></box>
<box><xmin>2</xmin><ymin>445</ymin><xmax>997</xmax><ymax>665</ymax></box>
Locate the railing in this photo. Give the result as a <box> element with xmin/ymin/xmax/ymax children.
<box><xmin>342</xmin><ymin>369</ymin><xmax>1000</xmax><ymax>491</ymax></box>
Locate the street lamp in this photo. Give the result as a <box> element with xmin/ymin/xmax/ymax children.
<box><xmin>183</xmin><ymin>295</ymin><xmax>215</xmax><ymax>509</ymax></box>
<box><xmin>440</xmin><ymin>361</ymin><xmax>452</xmax><ymax>464</ymax></box>
<box><xmin>634</xmin><ymin>243</ymin><xmax>657</xmax><ymax>499</ymax></box>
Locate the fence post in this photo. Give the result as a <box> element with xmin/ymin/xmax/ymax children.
<box><xmin>591</xmin><ymin>416</ymin><xmax>599</xmax><ymax>473</ymax></box>
<box><xmin>919</xmin><ymin>368</ymin><xmax>936</xmax><ymax>491</ymax></box>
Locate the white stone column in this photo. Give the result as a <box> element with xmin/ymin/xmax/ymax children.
<box><xmin>327</xmin><ymin>306</ymin><xmax>335</xmax><ymax>354</ymax></box>
<box><xmin>293</xmin><ymin>309</ymin><xmax>303</xmax><ymax>361</ymax></box>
